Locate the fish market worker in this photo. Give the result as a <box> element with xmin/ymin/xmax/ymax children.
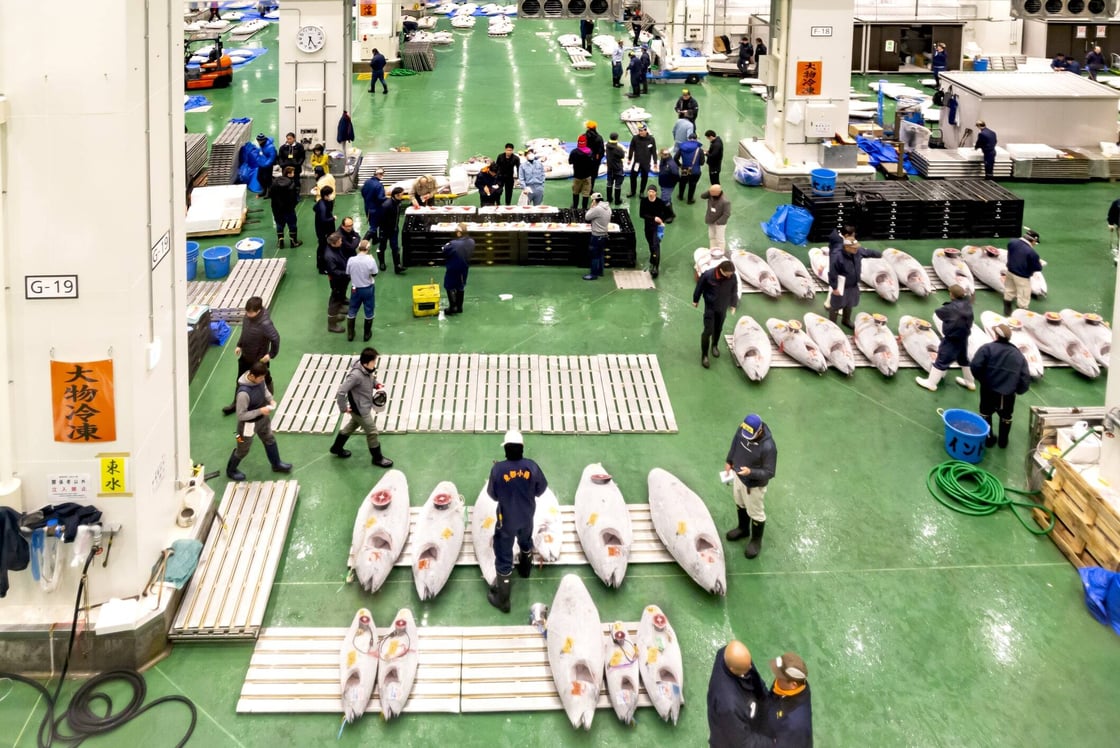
<box><xmin>971</xmin><ymin>323</ymin><xmax>1031</xmax><ymax>449</ymax></box>
<box><xmin>827</xmin><ymin>225</ymin><xmax>881</xmax><ymax>330</ymax></box>
<box><xmin>707</xmin><ymin>640</ymin><xmax>769</xmax><ymax>748</ymax></box>
<box><xmin>724</xmin><ymin>414</ymin><xmax>776</xmax><ymax>559</ymax></box>
<box><xmin>485</xmin><ymin>430</ymin><xmax>549</xmax><ymax>613</ymax></box>
<box><xmin>1002</xmin><ymin>229</ymin><xmax>1041</xmax><ymax>315</ymax></box>
<box><xmin>915</xmin><ymin>284</ymin><xmax>976</xmax><ymax>393</ymax></box>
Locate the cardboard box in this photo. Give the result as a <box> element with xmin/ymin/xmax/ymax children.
<box><xmin>849</xmin><ymin>123</ymin><xmax>884</xmax><ymax>139</ymax></box>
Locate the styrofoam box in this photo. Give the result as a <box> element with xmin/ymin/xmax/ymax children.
<box><xmin>1057</xmin><ymin>426</ymin><xmax>1101</xmax><ymax>465</ymax></box>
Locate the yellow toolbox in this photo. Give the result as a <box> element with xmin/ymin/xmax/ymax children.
<box><xmin>412</xmin><ymin>283</ymin><xmax>441</xmax><ymax>317</ymax></box>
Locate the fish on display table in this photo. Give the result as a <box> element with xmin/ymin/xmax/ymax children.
<box><xmin>732</xmin><ymin>315</ymin><xmax>773</xmax><ymax>381</ymax></box>
<box><xmin>694</xmin><ymin>247</ymin><xmax>743</xmax><ymax>296</ymax></box>
<box><xmin>859</xmin><ymin>257</ymin><xmax>899</xmax><ymax>302</ymax></box>
<box><xmin>411</xmin><ymin>482</ymin><xmax>466</xmax><ymax>601</ymax></box>
<box><xmin>636</xmin><ymin>604</ymin><xmax>684</xmax><ymax>725</ymax></box>
<box><xmin>1012</xmin><ymin>310</ymin><xmax>1100</xmax><ymax>378</ymax></box>
<box><xmin>766</xmin><ymin>318</ymin><xmax>828</xmax><ymax>373</ymax></box>
<box><xmin>574</xmin><ymin>464</ymin><xmax>633</xmax><ymax>588</ymax></box>
<box><xmin>882</xmin><ymin>247</ymin><xmax>933</xmax><ymax>296</ymax></box>
<box><xmin>546</xmin><ymin>574</ymin><xmax>605</xmax><ymax>730</ymax></box>
<box><xmin>603</xmin><ymin>620</ymin><xmax>641</xmax><ymax>725</ymax></box>
<box><xmin>931</xmin><ymin>248</ymin><xmax>975</xmax><ymax>296</ymax></box>
<box><xmin>471</xmin><ymin>482</ymin><xmax>499</xmax><ymax>586</ymax></box>
<box><xmin>340</xmin><ymin>608</ymin><xmax>378</xmax><ymax>724</ymax></box>
<box><xmin>803</xmin><ymin>312</ymin><xmax>855</xmax><ymax>375</ymax></box>
<box><xmin>807</xmin><ymin>246</ymin><xmax>830</xmax><ymax>285</ymax></box>
<box><xmin>897</xmin><ymin>315</ymin><xmax>940</xmax><ymax>373</ymax></box>
<box><xmin>765</xmin><ymin>247</ymin><xmax>816</xmax><ymax>300</ymax></box>
<box><xmin>377</xmin><ymin>608</ymin><xmax>420</xmax><ymax>720</ymax></box>
<box><xmin>350</xmin><ymin>470</ymin><xmax>411</xmax><ymax>593</ymax></box>
<box><xmin>525</xmin><ymin>487</ymin><xmax>564</xmax><ymax>563</ymax></box>
<box><xmin>979</xmin><ymin>310</ymin><xmax>1045</xmax><ymax>378</ymax></box>
<box><xmin>852</xmin><ymin>312</ymin><xmax>900</xmax><ymax>376</ymax></box>
<box><xmin>1060</xmin><ymin>309</ymin><xmax>1111</xmax><ymax>367</ymax></box>
<box><xmin>960</xmin><ymin>245</ymin><xmax>1006</xmax><ymax>292</ymax></box>
<box><xmin>730</xmin><ymin>249</ymin><xmax>782</xmax><ymax>297</ymax></box>
<box><xmin>647</xmin><ymin>468</ymin><xmax>726</xmax><ymax>596</ymax></box>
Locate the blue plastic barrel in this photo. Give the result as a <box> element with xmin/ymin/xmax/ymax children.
<box><xmin>810</xmin><ymin>168</ymin><xmax>837</xmax><ymax>196</ymax></box>
<box><xmin>202</xmin><ymin>246</ymin><xmax>232</xmax><ymax>279</ymax></box>
<box><xmin>941</xmin><ymin>408</ymin><xmax>990</xmax><ymax>464</ymax></box>
<box><xmin>784</xmin><ymin>206</ymin><xmax>814</xmax><ymax>245</ymax></box>
<box><xmin>972</xmin><ymin>58</ymin><xmax>989</xmax><ymax>72</ymax></box>
<box><xmin>186</xmin><ymin>241</ymin><xmax>200</xmax><ymax>281</ymax></box>
<box><xmin>236</xmin><ymin>237</ymin><xmax>265</xmax><ymax>261</ymax></box>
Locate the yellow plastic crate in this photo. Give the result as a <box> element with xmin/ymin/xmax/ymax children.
<box><xmin>412</xmin><ymin>283</ymin><xmax>441</xmax><ymax>317</ymax></box>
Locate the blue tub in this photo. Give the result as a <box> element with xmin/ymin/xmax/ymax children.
<box><xmin>202</xmin><ymin>246</ymin><xmax>232</xmax><ymax>279</ymax></box>
<box><xmin>940</xmin><ymin>408</ymin><xmax>990</xmax><ymax>464</ymax></box>
<box><xmin>236</xmin><ymin>237</ymin><xmax>265</xmax><ymax>261</ymax></box>
<box><xmin>186</xmin><ymin>241</ymin><xmax>200</xmax><ymax>282</ymax></box>
<box><xmin>810</xmin><ymin>168</ymin><xmax>837</xmax><ymax>196</ymax></box>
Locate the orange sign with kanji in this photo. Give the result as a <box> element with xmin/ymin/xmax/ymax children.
<box><xmin>795</xmin><ymin>60</ymin><xmax>823</xmax><ymax>96</ymax></box>
<box><xmin>50</xmin><ymin>359</ymin><xmax>116</xmax><ymax>443</ymax></box>
<box><xmin>360</xmin><ymin>3</ymin><xmax>377</xmax><ymax>15</ymax></box>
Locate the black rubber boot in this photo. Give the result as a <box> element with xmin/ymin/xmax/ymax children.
<box><xmin>327</xmin><ymin>313</ymin><xmax>344</xmax><ymax>334</ymax></box>
<box><xmin>827</xmin><ymin>307</ymin><xmax>839</xmax><ymax>324</ymax></box>
<box><xmin>650</xmin><ymin>259</ymin><xmax>659</xmax><ymax>279</ymax></box>
<box><xmin>701</xmin><ymin>334</ymin><xmax>711</xmax><ymax>368</ymax></box>
<box><xmin>745</xmin><ymin>520</ymin><xmax>765</xmax><ymax>559</ymax></box>
<box><xmin>377</xmin><ymin>250</ymin><xmax>387</xmax><ymax>272</ymax></box>
<box><xmin>726</xmin><ymin>507</ymin><xmax>751</xmax><ymax>541</ymax></box>
<box><xmin>840</xmin><ymin>308</ymin><xmax>853</xmax><ymax>330</ymax></box>
<box><xmin>998</xmin><ymin>417</ymin><xmax>1013</xmax><ymax>449</ymax></box>
<box><xmin>276</xmin><ymin>234</ymin><xmax>285</xmax><ymax>249</ymax></box>
<box><xmin>1003</xmin><ymin>298</ymin><xmax>1013</xmax><ymax>316</ymax></box>
<box><xmin>581</xmin><ymin>196</ymin><xmax>589</xmax><ymax>210</ymax></box>
<box><xmin>370</xmin><ymin>446</ymin><xmax>394</xmax><ymax>468</ymax></box>
<box><xmin>226</xmin><ymin>452</ymin><xmax>246</xmax><ymax>482</ymax></box>
<box><xmin>445</xmin><ymin>290</ymin><xmax>459</xmax><ymax>315</ymax></box>
<box><xmin>487</xmin><ymin>572</ymin><xmax>512</xmax><ymax>613</ymax></box>
<box><xmin>222</xmin><ymin>403</ymin><xmax>236</xmax><ymax>416</ymax></box>
<box><xmin>347</xmin><ymin>317</ymin><xmax>356</xmax><ymax>342</ymax></box>
<box><xmin>571</xmin><ymin>194</ymin><xmax>580</xmax><ymax>210</ymax></box>
<box><xmin>330</xmin><ymin>433</ymin><xmax>352</xmax><ymax>458</ymax></box>
<box><xmin>264</xmin><ymin>442</ymin><xmax>292</xmax><ymax>473</ymax></box>
<box><xmin>983</xmin><ymin>415</ymin><xmax>996</xmax><ymax>448</ymax></box>
<box><xmin>290</xmin><ymin>235</ymin><xmax>303</xmax><ymax>248</ymax></box>
<box><xmin>363</xmin><ymin>318</ymin><xmax>373</xmax><ymax>342</ymax></box>
<box><xmin>517</xmin><ymin>551</ymin><xmax>533</xmax><ymax>579</ymax></box>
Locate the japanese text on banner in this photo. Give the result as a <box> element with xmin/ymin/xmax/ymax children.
<box><xmin>50</xmin><ymin>359</ymin><xmax>116</xmax><ymax>443</ymax></box>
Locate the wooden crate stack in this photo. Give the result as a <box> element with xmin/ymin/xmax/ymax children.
<box><xmin>1037</xmin><ymin>458</ymin><xmax>1120</xmax><ymax>571</ymax></box>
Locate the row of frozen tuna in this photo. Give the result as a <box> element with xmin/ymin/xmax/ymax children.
<box><xmin>338</xmin><ymin>584</ymin><xmax>685</xmax><ymax>730</ymax></box>
<box><xmin>349</xmin><ymin>466</ymin><xmax>727</xmax><ymax>599</ymax></box>
<box><xmin>705</xmin><ymin>245</ymin><xmax>1048</xmax><ymax>301</ymax></box>
<box><xmin>733</xmin><ymin>308</ymin><xmax>1110</xmax><ymax>380</ymax></box>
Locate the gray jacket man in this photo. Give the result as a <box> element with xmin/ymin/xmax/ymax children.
<box><xmin>329</xmin><ymin>347</ymin><xmax>393</xmax><ymax>468</ymax></box>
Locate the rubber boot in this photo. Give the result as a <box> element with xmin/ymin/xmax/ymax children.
<box><xmin>571</xmin><ymin>194</ymin><xmax>580</xmax><ymax>210</ymax></box>
<box><xmin>264</xmin><ymin>442</ymin><xmax>292</xmax><ymax>473</ymax></box>
<box><xmin>517</xmin><ymin>551</ymin><xmax>533</xmax><ymax>579</ymax></box>
<box><xmin>983</xmin><ymin>415</ymin><xmax>997</xmax><ymax>447</ymax></box>
<box><xmin>744</xmin><ymin>520</ymin><xmax>765</xmax><ymax>559</ymax></box>
<box><xmin>370</xmin><ymin>445</ymin><xmax>394</xmax><ymax>468</ymax></box>
<box><xmin>445</xmin><ymin>289</ymin><xmax>459</xmax><ymax>315</ymax></box>
<box><xmin>840</xmin><ymin>307</ymin><xmax>853</xmax><ymax>330</ymax></box>
<box><xmin>222</xmin><ymin>402</ymin><xmax>236</xmax><ymax>416</ymax></box>
<box><xmin>363</xmin><ymin>318</ymin><xmax>374</xmax><ymax>342</ymax></box>
<box><xmin>916</xmin><ymin>367</ymin><xmax>946</xmax><ymax>392</ymax></box>
<box><xmin>1003</xmin><ymin>298</ymin><xmax>1013</xmax><ymax>316</ymax></box>
<box><xmin>290</xmin><ymin>233</ymin><xmax>303</xmax><ymax>248</ymax></box>
<box><xmin>226</xmin><ymin>452</ymin><xmax>246</xmax><ymax>482</ymax></box>
<box><xmin>327</xmin><ymin>312</ymin><xmax>344</xmax><ymax>334</ymax></box>
<box><xmin>998</xmin><ymin>417</ymin><xmax>1013</xmax><ymax>448</ymax></box>
<box><xmin>276</xmin><ymin>233</ymin><xmax>285</xmax><ymax>249</ymax></box>
<box><xmin>827</xmin><ymin>307</ymin><xmax>839</xmax><ymax>324</ymax></box>
<box><xmin>487</xmin><ymin>572</ymin><xmax>512</xmax><ymax>613</ymax></box>
<box><xmin>701</xmin><ymin>334</ymin><xmax>711</xmax><ymax>368</ymax></box>
<box><xmin>711</xmin><ymin>340</ymin><xmax>721</xmax><ymax>358</ymax></box>
<box><xmin>581</xmin><ymin>196</ymin><xmax>589</xmax><ymax>211</ymax></box>
<box><xmin>454</xmin><ymin>289</ymin><xmax>464</xmax><ymax>314</ymax></box>
<box><xmin>650</xmin><ymin>255</ymin><xmax>659</xmax><ymax>279</ymax></box>
<box><xmin>726</xmin><ymin>507</ymin><xmax>751</xmax><ymax>541</ymax></box>
<box><xmin>377</xmin><ymin>249</ymin><xmax>387</xmax><ymax>272</ymax></box>
<box><xmin>955</xmin><ymin>366</ymin><xmax>976</xmax><ymax>391</ymax></box>
<box><xmin>330</xmin><ymin>433</ymin><xmax>352</xmax><ymax>458</ymax></box>
<box><xmin>346</xmin><ymin>317</ymin><xmax>356</xmax><ymax>342</ymax></box>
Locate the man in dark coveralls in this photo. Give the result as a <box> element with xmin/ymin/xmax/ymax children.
<box><xmin>827</xmin><ymin>225</ymin><xmax>881</xmax><ymax>329</ymax></box>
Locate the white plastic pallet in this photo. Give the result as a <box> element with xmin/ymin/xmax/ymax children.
<box><xmin>186</xmin><ymin>280</ymin><xmax>224</xmax><ymax>308</ymax></box>
<box><xmin>612</xmin><ymin>269</ymin><xmax>656</xmax><ymax>289</ymax></box>
<box><xmin>208</xmin><ymin>258</ymin><xmax>287</xmax><ymax>323</ymax></box>
<box><xmin>170</xmin><ymin>480</ymin><xmax>300</xmax><ymax>640</ymax></box>
<box><xmin>237</xmin><ymin>624</ymin><xmax>654</xmax><ymax>715</ymax></box>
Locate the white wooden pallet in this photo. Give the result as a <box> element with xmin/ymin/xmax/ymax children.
<box><xmin>237</xmin><ymin>624</ymin><xmax>654</xmax><ymax>715</ymax></box>
<box><xmin>612</xmin><ymin>269</ymin><xmax>656</xmax><ymax>290</ymax></box>
<box><xmin>357</xmin><ymin>150</ymin><xmax>450</xmax><ymax>183</ymax></box>
<box><xmin>275</xmin><ymin>353</ymin><xmax>674</xmax><ymax>434</ymax></box>
<box><xmin>170</xmin><ymin>480</ymin><xmax>300</xmax><ymax>640</ymax></box>
<box><xmin>186</xmin><ymin>280</ymin><xmax>224</xmax><ymax>308</ymax></box>
<box><xmin>237</xmin><ymin>626</ymin><xmax>463</xmax><ymax>714</ymax></box>
<box><xmin>391</xmin><ymin>502</ymin><xmax>674</xmax><ymax>568</ymax></box>
<box><xmin>208</xmin><ymin>258</ymin><xmax>287</xmax><ymax>323</ymax></box>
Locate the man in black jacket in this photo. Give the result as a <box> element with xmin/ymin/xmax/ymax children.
<box><xmin>604</xmin><ymin>133</ymin><xmax>626</xmax><ymax>206</ymax></box>
<box><xmin>223</xmin><ymin>296</ymin><xmax>280</xmax><ymax>415</ymax></box>
<box><xmin>269</xmin><ymin>165</ymin><xmax>301</xmax><ymax>249</ymax></box>
<box><xmin>736</xmin><ymin>38</ymin><xmax>754</xmax><ymax>78</ymax></box>
<box><xmin>277</xmin><ymin>132</ymin><xmax>305</xmax><ymax>172</ymax></box>
<box><xmin>707</xmin><ymin>640</ymin><xmax>769</xmax><ymax>747</ymax></box>
<box><xmin>639</xmin><ymin>186</ymin><xmax>668</xmax><ymax>277</ymax></box>
<box><xmin>493</xmin><ymin>143</ymin><xmax>521</xmax><ymax>206</ymax></box>
<box><xmin>693</xmin><ymin>260</ymin><xmax>737</xmax><ymax>368</ymax></box>
<box><xmin>705</xmin><ymin>130</ymin><xmax>724</xmax><ymax>185</ymax></box>
<box><xmin>626</xmin><ymin>123</ymin><xmax>657</xmax><ymax>197</ymax></box>
<box><xmin>377</xmin><ymin>187</ymin><xmax>407</xmax><ymax>274</ymax></box>
<box><xmin>724</xmin><ymin>414</ymin><xmax>777</xmax><ymax>558</ymax></box>
<box><xmin>763</xmin><ymin>652</ymin><xmax>813</xmax><ymax>747</ymax></box>
<box><xmin>916</xmin><ymin>284</ymin><xmax>976</xmax><ymax>392</ymax></box>
<box><xmin>584</xmin><ymin>122</ymin><xmax>605</xmax><ymax>194</ymax></box>
<box><xmin>971</xmin><ymin>324</ymin><xmax>1031</xmax><ymax>448</ymax></box>
<box><xmin>827</xmin><ymin>225</ymin><xmax>881</xmax><ymax>329</ymax></box>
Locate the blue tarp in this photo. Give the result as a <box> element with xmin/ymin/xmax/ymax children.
<box><xmin>856</xmin><ymin>135</ymin><xmax>918</xmax><ymax>175</ymax></box>
<box><xmin>1080</xmin><ymin>567</ymin><xmax>1120</xmax><ymax>636</ymax></box>
<box><xmin>228</xmin><ymin>47</ymin><xmax>269</xmax><ymax>70</ymax></box>
<box><xmin>185</xmin><ymin>95</ymin><xmax>210</xmax><ymax>111</ymax></box>
<box><xmin>761</xmin><ymin>205</ymin><xmax>813</xmax><ymax>245</ymax></box>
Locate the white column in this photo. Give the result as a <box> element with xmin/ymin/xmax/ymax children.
<box><xmin>0</xmin><ymin>96</ymin><xmax>21</xmax><ymax>507</ymax></box>
<box><xmin>1098</xmin><ymin>268</ymin><xmax>1120</xmax><ymax>485</ymax></box>
<box><xmin>278</xmin><ymin>0</ymin><xmax>353</xmax><ymax>152</ymax></box>
<box><xmin>0</xmin><ymin>1</ymin><xmax>191</xmax><ymax>618</ymax></box>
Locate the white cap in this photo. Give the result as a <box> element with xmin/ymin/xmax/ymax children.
<box><xmin>501</xmin><ymin>429</ymin><xmax>524</xmax><ymax>446</ymax></box>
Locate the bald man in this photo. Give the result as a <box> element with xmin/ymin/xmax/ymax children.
<box><xmin>707</xmin><ymin>640</ymin><xmax>769</xmax><ymax>747</ymax></box>
<box><xmin>700</xmin><ymin>184</ymin><xmax>731</xmax><ymax>251</ymax></box>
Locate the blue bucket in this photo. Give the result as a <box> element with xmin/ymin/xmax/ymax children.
<box><xmin>236</xmin><ymin>237</ymin><xmax>265</xmax><ymax>261</ymax></box>
<box><xmin>202</xmin><ymin>245</ymin><xmax>232</xmax><ymax>279</ymax></box>
<box><xmin>972</xmin><ymin>58</ymin><xmax>989</xmax><ymax>72</ymax></box>
<box><xmin>186</xmin><ymin>241</ymin><xmax>200</xmax><ymax>282</ymax></box>
<box><xmin>810</xmin><ymin>168</ymin><xmax>837</xmax><ymax>196</ymax></box>
<box><xmin>940</xmin><ymin>408</ymin><xmax>990</xmax><ymax>464</ymax></box>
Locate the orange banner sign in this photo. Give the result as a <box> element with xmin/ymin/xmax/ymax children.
<box><xmin>796</xmin><ymin>60</ymin><xmax>822</xmax><ymax>96</ymax></box>
<box><xmin>50</xmin><ymin>359</ymin><xmax>116</xmax><ymax>443</ymax></box>
<box><xmin>360</xmin><ymin>3</ymin><xmax>377</xmax><ymax>15</ymax></box>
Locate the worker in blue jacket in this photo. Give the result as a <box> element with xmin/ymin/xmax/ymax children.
<box><xmin>486</xmin><ymin>429</ymin><xmax>549</xmax><ymax>612</ymax></box>
<box><xmin>368</xmin><ymin>48</ymin><xmax>388</xmax><ymax>94</ymax></box>
<box><xmin>360</xmin><ymin>169</ymin><xmax>386</xmax><ymax>239</ymax></box>
<box><xmin>762</xmin><ymin>652</ymin><xmax>813</xmax><ymax>747</ymax></box>
<box><xmin>974</xmin><ymin>120</ymin><xmax>997</xmax><ymax>179</ymax></box>
<box><xmin>827</xmin><ymin>226</ymin><xmax>881</xmax><ymax>329</ymax></box>
<box><xmin>971</xmin><ymin>323</ymin><xmax>1031</xmax><ymax>449</ymax></box>
<box><xmin>916</xmin><ymin>284</ymin><xmax>976</xmax><ymax>392</ymax></box>
<box><xmin>626</xmin><ymin>52</ymin><xmax>644</xmax><ymax>98</ymax></box>
<box><xmin>1002</xmin><ymin>229</ymin><xmax>1042</xmax><ymax>315</ymax></box>
<box><xmin>254</xmin><ymin>134</ymin><xmax>277</xmax><ymax>198</ymax></box>
<box><xmin>707</xmin><ymin>641</ymin><xmax>770</xmax><ymax>748</ymax></box>
<box><xmin>931</xmin><ymin>41</ymin><xmax>948</xmax><ymax>84</ymax></box>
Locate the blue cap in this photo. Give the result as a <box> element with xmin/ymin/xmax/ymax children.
<box><xmin>741</xmin><ymin>414</ymin><xmax>763</xmax><ymax>439</ymax></box>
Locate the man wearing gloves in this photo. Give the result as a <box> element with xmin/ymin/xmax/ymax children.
<box><xmin>971</xmin><ymin>324</ymin><xmax>1032</xmax><ymax>449</ymax></box>
<box><xmin>485</xmin><ymin>430</ymin><xmax>549</xmax><ymax>612</ymax></box>
<box><xmin>916</xmin><ymin>284</ymin><xmax>976</xmax><ymax>392</ymax></box>
<box><xmin>724</xmin><ymin>414</ymin><xmax>777</xmax><ymax>559</ymax></box>
<box><xmin>329</xmin><ymin>347</ymin><xmax>393</xmax><ymax>468</ymax></box>
<box><xmin>519</xmin><ymin>150</ymin><xmax>546</xmax><ymax>206</ymax></box>
<box><xmin>226</xmin><ymin>362</ymin><xmax>292</xmax><ymax>481</ymax></box>
<box><xmin>583</xmin><ymin>192</ymin><xmax>612</xmax><ymax>281</ymax></box>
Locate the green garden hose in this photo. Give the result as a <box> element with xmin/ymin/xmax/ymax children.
<box><xmin>926</xmin><ymin>460</ymin><xmax>1054</xmax><ymax>535</ymax></box>
<box><xmin>389</xmin><ymin>68</ymin><xmax>419</xmax><ymax>77</ymax></box>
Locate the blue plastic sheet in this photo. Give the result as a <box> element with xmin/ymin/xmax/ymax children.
<box><xmin>856</xmin><ymin>136</ymin><xmax>919</xmax><ymax>175</ymax></box>
<box><xmin>1080</xmin><ymin>567</ymin><xmax>1120</xmax><ymax>636</ymax></box>
<box><xmin>785</xmin><ymin>206</ymin><xmax>813</xmax><ymax>245</ymax></box>
<box><xmin>184</xmin><ymin>95</ymin><xmax>210</xmax><ymax>111</ymax></box>
<box><xmin>734</xmin><ymin>161</ymin><xmax>762</xmax><ymax>186</ymax></box>
<box><xmin>761</xmin><ymin>205</ymin><xmax>790</xmax><ymax>243</ymax></box>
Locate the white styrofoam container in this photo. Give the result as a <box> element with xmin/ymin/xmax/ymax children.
<box><xmin>1057</xmin><ymin>426</ymin><xmax>1101</xmax><ymax>464</ymax></box>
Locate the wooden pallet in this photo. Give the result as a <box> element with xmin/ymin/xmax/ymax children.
<box><xmin>612</xmin><ymin>270</ymin><xmax>656</xmax><ymax>290</ymax></box>
<box><xmin>236</xmin><ymin>624</ymin><xmax>653</xmax><ymax>715</ymax></box>
<box><xmin>275</xmin><ymin>353</ymin><xmax>675</xmax><ymax>434</ymax></box>
<box><xmin>208</xmin><ymin>258</ymin><xmax>287</xmax><ymax>323</ymax></box>
<box><xmin>391</xmin><ymin>502</ymin><xmax>674</xmax><ymax>568</ymax></box>
<box><xmin>186</xmin><ymin>281</ymin><xmax>223</xmax><ymax>308</ymax></box>
<box><xmin>170</xmin><ymin>480</ymin><xmax>300</xmax><ymax>640</ymax></box>
<box><xmin>186</xmin><ymin>209</ymin><xmax>248</xmax><ymax>238</ymax></box>
<box><xmin>1039</xmin><ymin>459</ymin><xmax>1120</xmax><ymax>570</ymax></box>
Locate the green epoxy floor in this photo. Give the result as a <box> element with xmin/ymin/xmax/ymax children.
<box><xmin>10</xmin><ymin>19</ymin><xmax>1120</xmax><ymax>747</ymax></box>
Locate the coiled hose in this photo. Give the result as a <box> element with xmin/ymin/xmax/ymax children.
<box><xmin>926</xmin><ymin>460</ymin><xmax>1055</xmax><ymax>535</ymax></box>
